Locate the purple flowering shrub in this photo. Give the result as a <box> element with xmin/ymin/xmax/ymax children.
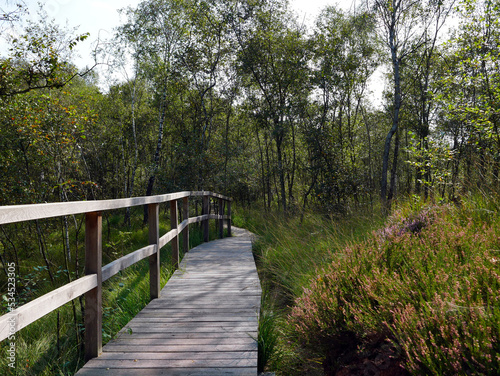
<box><xmin>377</xmin><ymin>206</ymin><xmax>437</xmax><ymax>239</ymax></box>
<box><xmin>290</xmin><ymin>205</ymin><xmax>500</xmax><ymax>375</ymax></box>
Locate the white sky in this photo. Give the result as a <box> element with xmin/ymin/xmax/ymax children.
<box><xmin>5</xmin><ymin>0</ymin><xmax>357</xmax><ymax>68</ymax></box>
<box><xmin>2</xmin><ymin>0</ymin><xmax>381</xmax><ymax>103</ymax></box>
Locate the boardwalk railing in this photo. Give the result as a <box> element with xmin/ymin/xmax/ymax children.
<box><xmin>0</xmin><ymin>191</ymin><xmax>231</xmax><ymax>362</ymax></box>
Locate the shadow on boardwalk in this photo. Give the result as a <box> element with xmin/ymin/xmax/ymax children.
<box><xmin>76</xmin><ymin>227</ymin><xmax>261</xmax><ymax>376</ymax></box>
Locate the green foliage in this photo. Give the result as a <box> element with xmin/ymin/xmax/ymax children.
<box><xmin>405</xmin><ymin>131</ymin><xmax>455</xmax><ymax>195</ymax></box>
<box><xmin>0</xmin><ymin>199</ymin><xmax>215</xmax><ymax>375</ymax></box>
<box><xmin>237</xmin><ymin>203</ymin><xmax>384</xmax><ymax>374</ymax></box>
<box><xmin>288</xmin><ymin>199</ymin><xmax>500</xmax><ymax>374</ymax></box>
<box><xmin>0</xmin><ymin>7</ymin><xmax>88</xmax><ymax>97</ymax></box>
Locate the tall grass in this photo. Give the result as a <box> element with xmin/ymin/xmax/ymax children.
<box><xmin>240</xmin><ymin>194</ymin><xmax>500</xmax><ymax>375</ymax></box>
<box><xmin>235</xmin><ymin>205</ymin><xmax>385</xmax><ymax>373</ymax></box>
<box><xmin>0</xmin><ymin>208</ymin><xmax>215</xmax><ymax>375</ymax></box>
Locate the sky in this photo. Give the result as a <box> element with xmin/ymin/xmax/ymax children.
<box><xmin>2</xmin><ymin>0</ymin><xmax>382</xmax><ymax>102</ymax></box>
<box><xmin>5</xmin><ymin>0</ymin><xmax>357</xmax><ymax>68</ymax></box>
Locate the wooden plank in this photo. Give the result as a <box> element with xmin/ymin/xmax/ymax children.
<box><xmin>82</xmin><ymin>358</ymin><xmax>255</xmax><ymax>368</ymax></box>
<box><xmin>99</xmin><ymin>344</ymin><xmax>257</xmax><ymax>353</ymax></box>
<box><xmin>202</xmin><ymin>195</ymin><xmax>209</xmax><ymax>242</ymax></box>
<box><xmin>131</xmin><ymin>316</ymin><xmax>258</xmax><ymax>323</ymax></box>
<box><xmin>190</xmin><ymin>191</ymin><xmax>232</xmax><ymax>201</ymax></box>
<box><xmin>0</xmin><ymin>191</ymin><xmax>191</xmax><ymax>225</ymax></box>
<box><xmin>106</xmin><ymin>338</ymin><xmax>255</xmax><ymax>346</ymax></box>
<box><xmin>178</xmin><ymin>219</ymin><xmax>189</xmax><ymax>234</ymax></box>
<box><xmin>76</xmin><ymin>229</ymin><xmax>259</xmax><ymax>375</ymax></box>
<box><xmin>170</xmin><ymin>200</ymin><xmax>179</xmax><ymax>268</ymax></box>
<box><xmin>227</xmin><ymin>200</ymin><xmax>232</xmax><ymax>236</ymax></box>
<box><xmin>159</xmin><ymin>228</ymin><xmax>177</xmax><ymax>249</ymax></box>
<box><xmin>0</xmin><ymin>191</ymin><xmax>231</xmax><ymax>225</ymax></box>
<box><xmin>85</xmin><ymin>211</ymin><xmax>103</xmax><ymax>361</ymax></box>
<box><xmin>187</xmin><ymin>215</ymin><xmax>208</xmax><ymax>225</ymax></box>
<box><xmin>134</xmin><ymin>308</ymin><xmax>259</xmax><ymax>314</ymax></box>
<box><xmin>95</xmin><ymin>351</ymin><xmax>257</xmax><ymax>361</ymax></box>
<box><xmin>113</xmin><ymin>332</ymin><xmax>257</xmax><ymax>339</ymax></box>
<box><xmin>117</xmin><ymin>324</ymin><xmax>256</xmax><ymax>333</ymax></box>
<box><xmin>182</xmin><ymin>197</ymin><xmax>189</xmax><ymax>253</ymax></box>
<box><xmin>0</xmin><ymin>274</ymin><xmax>97</xmax><ymax>342</ymax></box>
<box><xmin>76</xmin><ymin>367</ymin><xmax>256</xmax><ymax>376</ymax></box>
<box><xmin>102</xmin><ymin>245</ymin><xmax>156</xmax><ymax>282</ymax></box>
<box><xmin>148</xmin><ymin>204</ymin><xmax>160</xmax><ymax>299</ymax></box>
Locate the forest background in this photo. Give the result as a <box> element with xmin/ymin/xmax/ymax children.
<box><xmin>2</xmin><ymin>0</ymin><xmax>498</xmax><ymax>213</ymax></box>
<box><xmin>1</xmin><ymin>0</ymin><xmax>500</xmax><ymax>374</ymax></box>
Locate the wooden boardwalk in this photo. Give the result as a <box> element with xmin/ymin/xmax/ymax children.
<box><xmin>76</xmin><ymin>228</ymin><xmax>261</xmax><ymax>376</ymax></box>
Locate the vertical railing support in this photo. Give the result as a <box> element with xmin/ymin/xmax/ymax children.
<box><xmin>182</xmin><ymin>197</ymin><xmax>189</xmax><ymax>253</ymax></box>
<box><xmin>84</xmin><ymin>211</ymin><xmax>102</xmax><ymax>362</ymax></box>
<box><xmin>202</xmin><ymin>194</ymin><xmax>209</xmax><ymax>242</ymax></box>
<box><xmin>218</xmin><ymin>198</ymin><xmax>224</xmax><ymax>239</ymax></box>
<box><xmin>170</xmin><ymin>200</ymin><xmax>179</xmax><ymax>268</ymax></box>
<box><xmin>148</xmin><ymin>203</ymin><xmax>160</xmax><ymax>300</ymax></box>
<box><xmin>227</xmin><ymin>199</ymin><xmax>232</xmax><ymax>237</ymax></box>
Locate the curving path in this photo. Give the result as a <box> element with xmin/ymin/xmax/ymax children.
<box><xmin>76</xmin><ymin>228</ymin><xmax>261</xmax><ymax>376</ymax></box>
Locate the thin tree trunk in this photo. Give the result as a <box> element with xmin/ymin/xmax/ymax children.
<box><xmin>381</xmin><ymin>27</ymin><xmax>402</xmax><ymax>210</ymax></box>
<box><xmin>143</xmin><ymin>88</ymin><xmax>167</xmax><ymax>224</ymax></box>
<box><xmin>276</xmin><ymin>134</ymin><xmax>287</xmax><ymax>213</ymax></box>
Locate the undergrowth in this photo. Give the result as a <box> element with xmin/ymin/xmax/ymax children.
<box><xmin>0</xmin><ymin>207</ymin><xmax>215</xmax><ymax>375</ymax></box>
<box><xmin>239</xmin><ymin>193</ymin><xmax>500</xmax><ymax>375</ymax></box>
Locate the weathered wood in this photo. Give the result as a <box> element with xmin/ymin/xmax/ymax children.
<box><xmin>85</xmin><ymin>211</ymin><xmax>103</xmax><ymax>362</ymax></box>
<box><xmin>96</xmin><ymin>344</ymin><xmax>257</xmax><ymax>353</ymax></box>
<box><xmin>177</xmin><ymin>219</ymin><xmax>189</xmax><ymax>233</ymax></box>
<box><xmin>76</xmin><ymin>229</ymin><xmax>260</xmax><ymax>375</ymax></box>
<box><xmin>0</xmin><ymin>274</ymin><xmax>97</xmax><ymax>342</ymax></box>
<box><xmin>107</xmin><ymin>337</ymin><xmax>256</xmax><ymax>345</ymax></box>
<box><xmin>148</xmin><ymin>203</ymin><xmax>160</xmax><ymax>299</ymax></box>
<box><xmin>187</xmin><ymin>215</ymin><xmax>209</xmax><ymax>225</ymax></box>
<box><xmin>80</xmin><ymin>358</ymin><xmax>256</xmax><ymax>368</ymax></box>
<box><xmin>102</xmin><ymin>245</ymin><xmax>156</xmax><ymax>282</ymax></box>
<box><xmin>218</xmin><ymin>198</ymin><xmax>224</xmax><ymax>239</ymax></box>
<box><xmin>94</xmin><ymin>351</ymin><xmax>257</xmax><ymax>360</ymax></box>
<box><xmin>0</xmin><ymin>191</ymin><xmax>231</xmax><ymax>225</ymax></box>
<box><xmin>159</xmin><ymin>228</ymin><xmax>177</xmax><ymax>249</ymax></box>
<box><xmin>76</xmin><ymin>367</ymin><xmax>256</xmax><ymax>376</ymax></box>
<box><xmin>0</xmin><ymin>189</ymin><xmax>235</xmax><ymax>374</ymax></box>
<box><xmin>170</xmin><ymin>200</ymin><xmax>179</xmax><ymax>268</ymax></box>
<box><xmin>114</xmin><ymin>331</ymin><xmax>258</xmax><ymax>339</ymax></box>
<box><xmin>118</xmin><ymin>323</ymin><xmax>257</xmax><ymax>332</ymax></box>
<box><xmin>182</xmin><ymin>197</ymin><xmax>189</xmax><ymax>253</ymax></box>
<box><xmin>227</xmin><ymin>201</ymin><xmax>232</xmax><ymax>237</ymax></box>
<box><xmin>202</xmin><ymin>195</ymin><xmax>209</xmax><ymax>242</ymax></box>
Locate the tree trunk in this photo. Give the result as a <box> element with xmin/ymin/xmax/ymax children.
<box><xmin>381</xmin><ymin>25</ymin><xmax>402</xmax><ymax>210</ymax></box>
<box><xmin>275</xmin><ymin>133</ymin><xmax>287</xmax><ymax>213</ymax></box>
<box><xmin>143</xmin><ymin>88</ymin><xmax>167</xmax><ymax>224</ymax></box>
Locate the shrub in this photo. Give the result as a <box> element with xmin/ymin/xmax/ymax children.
<box><xmin>290</xmin><ymin>204</ymin><xmax>500</xmax><ymax>375</ymax></box>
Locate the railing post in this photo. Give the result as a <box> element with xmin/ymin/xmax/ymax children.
<box><xmin>182</xmin><ymin>197</ymin><xmax>189</xmax><ymax>253</ymax></box>
<box><xmin>170</xmin><ymin>200</ymin><xmax>179</xmax><ymax>268</ymax></box>
<box><xmin>218</xmin><ymin>198</ymin><xmax>224</xmax><ymax>239</ymax></box>
<box><xmin>148</xmin><ymin>203</ymin><xmax>160</xmax><ymax>300</ymax></box>
<box><xmin>227</xmin><ymin>199</ymin><xmax>232</xmax><ymax>237</ymax></box>
<box><xmin>84</xmin><ymin>211</ymin><xmax>102</xmax><ymax>362</ymax></box>
<box><xmin>202</xmin><ymin>194</ymin><xmax>209</xmax><ymax>242</ymax></box>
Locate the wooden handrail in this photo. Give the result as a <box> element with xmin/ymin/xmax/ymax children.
<box><xmin>0</xmin><ymin>191</ymin><xmax>231</xmax><ymax>225</ymax></box>
<box><xmin>0</xmin><ymin>191</ymin><xmax>232</xmax><ymax>363</ymax></box>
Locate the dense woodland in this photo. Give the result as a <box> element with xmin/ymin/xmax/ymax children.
<box><xmin>1</xmin><ymin>0</ymin><xmax>498</xmax><ymax>213</ymax></box>
<box><xmin>1</xmin><ymin>0</ymin><xmax>500</xmax><ymax>374</ymax></box>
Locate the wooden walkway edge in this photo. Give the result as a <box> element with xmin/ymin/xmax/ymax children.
<box><xmin>76</xmin><ymin>228</ymin><xmax>261</xmax><ymax>376</ymax></box>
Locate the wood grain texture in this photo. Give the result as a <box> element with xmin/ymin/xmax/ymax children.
<box><xmin>102</xmin><ymin>245</ymin><xmax>156</xmax><ymax>282</ymax></box>
<box><xmin>85</xmin><ymin>212</ymin><xmax>103</xmax><ymax>361</ymax></box>
<box><xmin>76</xmin><ymin>228</ymin><xmax>260</xmax><ymax>375</ymax></box>
<box><xmin>0</xmin><ymin>191</ymin><xmax>230</xmax><ymax>225</ymax></box>
<box><xmin>0</xmin><ymin>275</ymin><xmax>97</xmax><ymax>342</ymax></box>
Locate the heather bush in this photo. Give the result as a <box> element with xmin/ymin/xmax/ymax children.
<box><xmin>290</xmin><ymin>203</ymin><xmax>500</xmax><ymax>375</ymax></box>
